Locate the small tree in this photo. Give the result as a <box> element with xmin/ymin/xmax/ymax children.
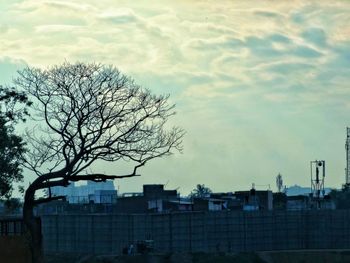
<box><xmin>189</xmin><ymin>184</ymin><xmax>212</xmax><ymax>198</ymax></box>
<box><xmin>0</xmin><ymin>86</ymin><xmax>31</xmax><ymax>199</ymax></box>
<box><xmin>15</xmin><ymin>62</ymin><xmax>184</xmax><ymax>263</ymax></box>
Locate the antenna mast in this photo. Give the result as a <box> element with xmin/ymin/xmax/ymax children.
<box><xmin>276</xmin><ymin>173</ymin><xmax>283</xmax><ymax>193</ymax></box>
<box><xmin>346</xmin><ymin>127</ymin><xmax>350</xmax><ymax>185</ymax></box>
<box><xmin>310</xmin><ymin>160</ymin><xmax>325</xmax><ymax>208</ymax></box>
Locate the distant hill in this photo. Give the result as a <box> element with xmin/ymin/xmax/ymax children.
<box><xmin>285</xmin><ymin>185</ymin><xmax>332</xmax><ymax>196</ymax></box>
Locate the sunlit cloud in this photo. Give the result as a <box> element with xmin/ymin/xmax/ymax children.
<box><xmin>1</xmin><ymin>0</ymin><xmax>350</xmax><ymax>194</ymax></box>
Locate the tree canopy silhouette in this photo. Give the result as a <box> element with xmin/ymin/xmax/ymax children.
<box><xmin>0</xmin><ymin>86</ymin><xmax>31</xmax><ymax>199</ymax></box>
<box><xmin>15</xmin><ymin>62</ymin><xmax>184</xmax><ymax>263</ymax></box>
<box><xmin>189</xmin><ymin>184</ymin><xmax>212</xmax><ymax>198</ymax></box>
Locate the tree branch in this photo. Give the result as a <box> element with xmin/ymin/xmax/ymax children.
<box><xmin>70</xmin><ymin>173</ymin><xmax>141</xmax><ymax>182</ymax></box>
<box><xmin>17</xmin><ymin>62</ymin><xmax>184</xmax><ymax>203</ymax></box>
<box><xmin>33</xmin><ymin>195</ymin><xmax>66</xmax><ymax>205</ymax></box>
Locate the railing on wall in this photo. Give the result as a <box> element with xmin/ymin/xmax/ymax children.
<box><xmin>0</xmin><ymin>216</ymin><xmax>41</xmax><ymax>236</ymax></box>
<box><xmin>41</xmin><ymin>209</ymin><xmax>350</xmax><ymax>255</ymax></box>
<box><xmin>0</xmin><ymin>217</ymin><xmax>35</xmax><ymax>263</ymax></box>
<box><xmin>0</xmin><ymin>217</ymin><xmax>24</xmax><ymax>236</ymax></box>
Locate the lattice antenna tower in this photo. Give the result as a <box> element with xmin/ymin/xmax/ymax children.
<box><xmin>310</xmin><ymin>160</ymin><xmax>325</xmax><ymax>199</ymax></box>
<box><xmin>346</xmin><ymin>127</ymin><xmax>350</xmax><ymax>185</ymax></box>
<box><xmin>276</xmin><ymin>173</ymin><xmax>283</xmax><ymax>193</ymax></box>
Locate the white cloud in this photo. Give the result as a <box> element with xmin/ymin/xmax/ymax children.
<box><xmin>35</xmin><ymin>24</ymin><xmax>84</xmax><ymax>33</ymax></box>
<box><xmin>1</xmin><ymin>0</ymin><xmax>350</xmax><ymax>193</ymax></box>
<box><xmin>14</xmin><ymin>0</ymin><xmax>96</xmax><ymax>12</ymax></box>
<box><xmin>96</xmin><ymin>8</ymin><xmax>139</xmax><ymax>24</ymax></box>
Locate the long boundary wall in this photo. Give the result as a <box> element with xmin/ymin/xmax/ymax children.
<box><xmin>42</xmin><ymin>209</ymin><xmax>350</xmax><ymax>254</ymax></box>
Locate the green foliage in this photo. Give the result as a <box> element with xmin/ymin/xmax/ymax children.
<box><xmin>189</xmin><ymin>184</ymin><xmax>212</xmax><ymax>198</ymax></box>
<box><xmin>4</xmin><ymin>197</ymin><xmax>22</xmax><ymax>214</ymax></box>
<box><xmin>0</xmin><ymin>85</ymin><xmax>30</xmax><ymax>199</ymax></box>
<box><xmin>0</xmin><ymin>86</ymin><xmax>31</xmax><ymax>123</ymax></box>
<box><xmin>0</xmin><ymin>117</ymin><xmax>25</xmax><ymax>198</ymax></box>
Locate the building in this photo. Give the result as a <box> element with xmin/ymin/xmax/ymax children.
<box><xmin>286</xmin><ymin>195</ymin><xmax>309</xmax><ymax>210</ymax></box>
<box><xmin>51</xmin><ymin>181</ymin><xmax>117</xmax><ymax>204</ymax></box>
<box><xmin>115</xmin><ymin>184</ymin><xmax>182</xmax><ymax>213</ymax></box>
<box><xmin>234</xmin><ymin>189</ymin><xmax>273</xmax><ymax>211</ymax></box>
<box><xmin>273</xmin><ymin>192</ymin><xmax>287</xmax><ymax>210</ymax></box>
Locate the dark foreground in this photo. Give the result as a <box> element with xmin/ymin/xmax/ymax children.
<box><xmin>44</xmin><ymin>250</ymin><xmax>350</xmax><ymax>263</ymax></box>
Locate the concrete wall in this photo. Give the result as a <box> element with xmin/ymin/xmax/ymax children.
<box><xmin>0</xmin><ymin>236</ymin><xmax>31</xmax><ymax>263</ymax></box>
<box><xmin>42</xmin><ymin>209</ymin><xmax>350</xmax><ymax>254</ymax></box>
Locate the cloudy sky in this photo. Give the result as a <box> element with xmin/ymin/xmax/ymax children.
<box><xmin>1</xmin><ymin>0</ymin><xmax>350</xmax><ymax>195</ymax></box>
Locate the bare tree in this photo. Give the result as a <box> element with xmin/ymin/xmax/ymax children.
<box><xmin>15</xmin><ymin>62</ymin><xmax>184</xmax><ymax>263</ymax></box>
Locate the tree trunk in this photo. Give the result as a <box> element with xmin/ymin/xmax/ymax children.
<box><xmin>23</xmin><ymin>186</ymin><xmax>43</xmax><ymax>263</ymax></box>
<box><xmin>22</xmin><ymin>171</ymin><xmax>66</xmax><ymax>263</ymax></box>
